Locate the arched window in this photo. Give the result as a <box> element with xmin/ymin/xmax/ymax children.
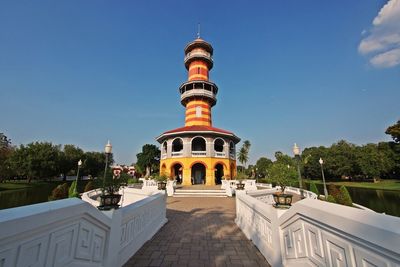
<box><xmin>162</xmin><ymin>142</ymin><xmax>167</xmax><ymax>154</ymax></box>
<box><xmin>214</xmin><ymin>138</ymin><xmax>225</xmax><ymax>152</ymax></box>
<box><xmin>191</xmin><ymin>137</ymin><xmax>206</xmax><ymax>151</ymax></box>
<box><xmin>229</xmin><ymin>141</ymin><xmax>235</xmax><ymax>156</ymax></box>
<box><xmin>172</xmin><ymin>138</ymin><xmax>183</xmax><ymax>152</ymax></box>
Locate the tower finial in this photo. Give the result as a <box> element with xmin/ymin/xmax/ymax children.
<box><xmin>197</xmin><ymin>23</ymin><xmax>201</xmax><ymax>39</ymax></box>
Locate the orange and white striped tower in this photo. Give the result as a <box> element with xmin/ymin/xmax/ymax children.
<box><xmin>156</xmin><ymin>33</ymin><xmax>240</xmax><ymax>186</ymax></box>
<box><xmin>180</xmin><ymin>37</ymin><xmax>217</xmax><ymax>127</ymax></box>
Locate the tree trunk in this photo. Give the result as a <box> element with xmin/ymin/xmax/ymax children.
<box><xmin>145</xmin><ymin>166</ymin><xmax>151</xmax><ymax>178</ymax></box>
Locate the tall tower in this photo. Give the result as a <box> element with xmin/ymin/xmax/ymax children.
<box><xmin>156</xmin><ymin>35</ymin><xmax>240</xmax><ymax>186</ymax></box>
<box><xmin>181</xmin><ymin>38</ymin><xmax>216</xmax><ymax>127</ymax></box>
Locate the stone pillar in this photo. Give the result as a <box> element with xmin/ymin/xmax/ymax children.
<box><xmin>182</xmin><ymin>167</ymin><xmax>192</xmax><ymax>186</ymax></box>
<box><xmin>206</xmin><ymin>167</ymin><xmax>216</xmax><ymax>186</ymax></box>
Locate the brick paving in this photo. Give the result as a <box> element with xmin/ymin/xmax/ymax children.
<box><xmin>124</xmin><ymin>197</ymin><xmax>271</xmax><ymax>267</ymax></box>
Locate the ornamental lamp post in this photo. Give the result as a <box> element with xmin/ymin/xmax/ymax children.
<box><xmin>293</xmin><ymin>143</ymin><xmax>304</xmax><ymax>198</ymax></box>
<box><xmin>319</xmin><ymin>157</ymin><xmax>328</xmax><ymax>199</ymax></box>
<box><xmin>103</xmin><ymin>140</ymin><xmax>112</xmax><ymax>192</ymax></box>
<box><xmin>74</xmin><ymin>159</ymin><xmax>83</xmax><ymax>194</ymax></box>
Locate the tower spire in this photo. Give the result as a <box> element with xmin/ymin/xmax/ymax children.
<box><xmin>197</xmin><ymin>23</ymin><xmax>201</xmax><ymax>39</ymax></box>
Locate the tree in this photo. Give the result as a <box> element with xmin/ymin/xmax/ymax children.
<box><xmin>8</xmin><ymin>142</ymin><xmax>60</xmax><ymax>182</ymax></box>
<box><xmin>255</xmin><ymin>157</ymin><xmax>273</xmax><ymax>178</ymax></box>
<box><xmin>0</xmin><ymin>133</ymin><xmax>14</xmax><ymax>181</ymax></box>
<box><xmin>136</xmin><ymin>144</ymin><xmax>160</xmax><ymax>177</ymax></box>
<box><xmin>237</xmin><ymin>147</ymin><xmax>249</xmax><ymax>174</ymax></box>
<box><xmin>268</xmin><ymin>162</ymin><xmax>297</xmax><ymax>193</ymax></box>
<box><xmin>386</xmin><ymin>120</ymin><xmax>400</xmax><ymax>143</ymax></box>
<box><xmin>355</xmin><ymin>143</ymin><xmax>394</xmax><ymax>179</ymax></box>
<box><xmin>237</xmin><ymin>140</ymin><xmax>251</xmax><ymax>173</ymax></box>
<box><xmin>59</xmin><ymin>145</ymin><xmax>84</xmax><ymax>181</ymax></box>
<box><xmin>83</xmin><ymin>151</ymin><xmax>113</xmax><ymax>177</ymax></box>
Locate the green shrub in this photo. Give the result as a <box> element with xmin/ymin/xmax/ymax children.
<box><xmin>49</xmin><ymin>183</ymin><xmax>69</xmax><ymax>201</ymax></box>
<box><xmin>326</xmin><ymin>195</ymin><xmax>336</xmax><ymax>203</ymax></box>
<box><xmin>127</xmin><ymin>178</ymin><xmax>138</xmax><ymax>184</ymax></box>
<box><xmin>328</xmin><ymin>184</ymin><xmax>340</xmax><ymax>200</ymax></box>
<box><xmin>84</xmin><ymin>181</ymin><xmax>94</xmax><ymax>192</ymax></box>
<box><xmin>68</xmin><ymin>180</ymin><xmax>79</xmax><ymax>198</ymax></box>
<box><xmin>337</xmin><ymin>185</ymin><xmax>353</xmax><ymax>206</ymax></box>
<box><xmin>309</xmin><ymin>182</ymin><xmax>319</xmax><ymax>196</ymax></box>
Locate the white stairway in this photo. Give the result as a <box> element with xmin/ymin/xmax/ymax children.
<box><xmin>173</xmin><ymin>189</ymin><xmax>227</xmax><ymax>197</ymax></box>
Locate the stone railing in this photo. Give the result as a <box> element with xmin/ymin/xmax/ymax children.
<box><xmin>192</xmin><ymin>151</ymin><xmax>207</xmax><ymax>157</ymax></box>
<box><xmin>215</xmin><ymin>152</ymin><xmax>225</xmax><ymax>157</ymax></box>
<box><xmin>235</xmin><ymin>191</ymin><xmax>400</xmax><ymax>267</ymax></box>
<box><xmin>171</xmin><ymin>151</ymin><xmax>183</xmax><ymax>157</ymax></box>
<box><xmin>0</xmin><ymin>192</ymin><xmax>167</xmax><ymax>267</ymax></box>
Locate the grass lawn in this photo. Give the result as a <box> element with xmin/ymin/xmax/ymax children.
<box><xmin>0</xmin><ymin>180</ymin><xmax>71</xmax><ymax>191</ymax></box>
<box><xmin>305</xmin><ymin>179</ymin><xmax>400</xmax><ymax>191</ymax></box>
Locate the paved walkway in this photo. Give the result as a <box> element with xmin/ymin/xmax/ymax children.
<box><xmin>124</xmin><ymin>197</ymin><xmax>270</xmax><ymax>267</ymax></box>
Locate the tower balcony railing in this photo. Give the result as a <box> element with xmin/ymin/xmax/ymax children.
<box><xmin>181</xmin><ymin>89</ymin><xmax>216</xmax><ymax>102</ymax></box>
<box><xmin>161</xmin><ymin>153</ymin><xmax>167</xmax><ymax>159</ymax></box>
<box><xmin>184</xmin><ymin>50</ymin><xmax>213</xmax><ymax>63</ymax></box>
<box><xmin>230</xmin><ymin>153</ymin><xmax>236</xmax><ymax>159</ymax></box>
<box><xmin>192</xmin><ymin>151</ymin><xmax>207</xmax><ymax>157</ymax></box>
<box><xmin>215</xmin><ymin>152</ymin><xmax>226</xmax><ymax>158</ymax></box>
<box><xmin>171</xmin><ymin>151</ymin><xmax>183</xmax><ymax>157</ymax></box>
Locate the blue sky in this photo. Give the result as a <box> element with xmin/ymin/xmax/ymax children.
<box><xmin>1</xmin><ymin>0</ymin><xmax>399</xmax><ymax>165</ymax></box>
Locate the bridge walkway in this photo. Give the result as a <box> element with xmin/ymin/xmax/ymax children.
<box><xmin>124</xmin><ymin>197</ymin><xmax>270</xmax><ymax>267</ymax></box>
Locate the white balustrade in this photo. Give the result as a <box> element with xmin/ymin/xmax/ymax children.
<box><xmin>171</xmin><ymin>151</ymin><xmax>183</xmax><ymax>157</ymax></box>
<box><xmin>236</xmin><ymin>191</ymin><xmax>400</xmax><ymax>267</ymax></box>
<box><xmin>215</xmin><ymin>152</ymin><xmax>225</xmax><ymax>157</ymax></box>
<box><xmin>0</xmin><ymin>192</ymin><xmax>167</xmax><ymax>267</ymax></box>
<box><xmin>192</xmin><ymin>151</ymin><xmax>206</xmax><ymax>157</ymax></box>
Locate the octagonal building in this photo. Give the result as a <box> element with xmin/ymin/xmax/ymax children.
<box><xmin>156</xmin><ymin>36</ymin><xmax>240</xmax><ymax>186</ymax></box>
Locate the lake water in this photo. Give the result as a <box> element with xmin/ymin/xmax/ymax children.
<box><xmin>312</xmin><ymin>183</ymin><xmax>400</xmax><ymax>217</ymax></box>
<box><xmin>0</xmin><ymin>181</ymin><xmax>91</xmax><ymax>210</ymax></box>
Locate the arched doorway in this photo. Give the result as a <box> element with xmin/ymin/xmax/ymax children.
<box><xmin>171</xmin><ymin>163</ymin><xmax>183</xmax><ymax>183</ymax></box>
<box><xmin>191</xmin><ymin>163</ymin><xmax>206</xmax><ymax>184</ymax></box>
<box><xmin>215</xmin><ymin>163</ymin><xmax>224</xmax><ymax>184</ymax></box>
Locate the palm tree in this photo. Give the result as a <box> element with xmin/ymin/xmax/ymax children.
<box><xmin>243</xmin><ymin>140</ymin><xmax>251</xmax><ymax>152</ymax></box>
<box><xmin>237</xmin><ymin>146</ymin><xmax>249</xmax><ymax>173</ymax></box>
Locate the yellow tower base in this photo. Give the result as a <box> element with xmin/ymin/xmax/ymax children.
<box><xmin>160</xmin><ymin>157</ymin><xmax>237</xmax><ymax>186</ymax></box>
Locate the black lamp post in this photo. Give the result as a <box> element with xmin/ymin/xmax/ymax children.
<box><xmin>293</xmin><ymin>143</ymin><xmax>304</xmax><ymax>198</ymax></box>
<box><xmin>319</xmin><ymin>157</ymin><xmax>328</xmax><ymax>198</ymax></box>
<box><xmin>74</xmin><ymin>159</ymin><xmax>82</xmax><ymax>195</ymax></box>
<box><xmin>103</xmin><ymin>140</ymin><xmax>112</xmax><ymax>192</ymax></box>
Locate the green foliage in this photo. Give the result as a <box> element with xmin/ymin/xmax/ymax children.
<box><xmin>153</xmin><ymin>174</ymin><xmax>168</xmax><ymax>182</ymax></box>
<box><xmin>236</xmin><ymin>172</ymin><xmax>248</xmax><ymax>180</ymax></box>
<box><xmin>68</xmin><ymin>180</ymin><xmax>79</xmax><ymax>197</ymax></box>
<box><xmin>309</xmin><ymin>182</ymin><xmax>319</xmax><ymax>195</ymax></box>
<box><xmin>49</xmin><ymin>183</ymin><xmax>69</xmax><ymax>200</ymax></box>
<box><xmin>328</xmin><ymin>184</ymin><xmax>353</xmax><ymax>206</ymax></box>
<box><xmin>136</xmin><ymin>144</ymin><xmax>160</xmax><ymax>177</ymax></box>
<box><xmin>59</xmin><ymin>145</ymin><xmax>84</xmax><ymax>180</ymax></box>
<box><xmin>237</xmin><ymin>140</ymin><xmax>251</xmax><ymax>172</ymax></box>
<box><xmin>0</xmin><ymin>133</ymin><xmax>14</xmax><ymax>181</ymax></box>
<box><xmin>84</xmin><ymin>181</ymin><xmax>95</xmax><ymax>192</ymax></box>
<box><xmin>84</xmin><ymin>151</ymin><xmax>113</xmax><ymax>177</ymax></box>
<box><xmin>255</xmin><ymin>157</ymin><xmax>273</xmax><ymax>178</ymax></box>
<box><xmin>337</xmin><ymin>185</ymin><xmax>353</xmax><ymax>206</ymax></box>
<box><xmin>100</xmin><ymin>170</ymin><xmax>121</xmax><ymax>194</ymax></box>
<box><xmin>326</xmin><ymin>195</ymin><xmax>336</xmax><ymax>203</ymax></box>
<box><xmin>386</xmin><ymin>120</ymin><xmax>400</xmax><ymax>143</ymax></box>
<box><xmin>127</xmin><ymin>177</ymin><xmax>138</xmax><ymax>184</ymax></box>
<box><xmin>8</xmin><ymin>142</ymin><xmax>61</xmax><ymax>182</ymax></box>
<box><xmin>268</xmin><ymin>163</ymin><xmax>297</xmax><ymax>193</ymax></box>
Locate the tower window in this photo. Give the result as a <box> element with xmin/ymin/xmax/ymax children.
<box><xmin>196</xmin><ymin>106</ymin><xmax>202</xmax><ymax>117</ymax></box>
<box><xmin>198</xmin><ymin>67</ymin><xmax>200</xmax><ymax>74</ymax></box>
